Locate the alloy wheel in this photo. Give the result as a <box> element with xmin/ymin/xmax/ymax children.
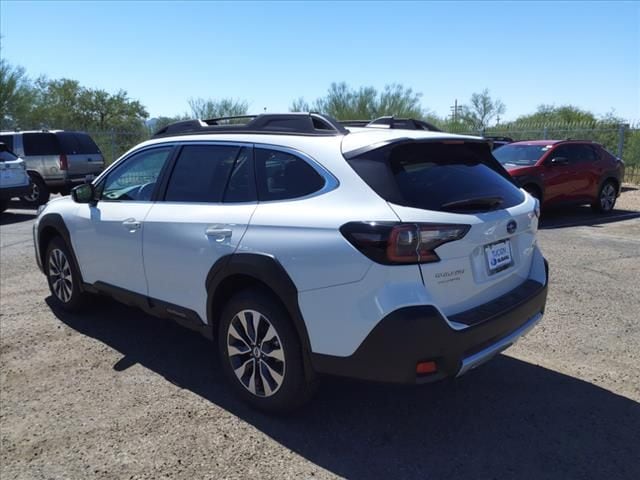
<box><xmin>48</xmin><ymin>248</ymin><xmax>73</xmax><ymax>303</ymax></box>
<box><xmin>227</xmin><ymin>309</ymin><xmax>285</xmax><ymax>397</ymax></box>
<box><xmin>24</xmin><ymin>182</ymin><xmax>39</xmax><ymax>203</ymax></box>
<box><xmin>600</xmin><ymin>183</ymin><xmax>616</xmax><ymax>212</ymax></box>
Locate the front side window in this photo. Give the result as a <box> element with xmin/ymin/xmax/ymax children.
<box><xmin>255</xmin><ymin>148</ymin><xmax>325</xmax><ymax>201</ymax></box>
<box><xmin>101</xmin><ymin>147</ymin><xmax>173</xmax><ymax>201</ymax></box>
<box><xmin>164</xmin><ymin>144</ymin><xmax>241</xmax><ymax>203</ymax></box>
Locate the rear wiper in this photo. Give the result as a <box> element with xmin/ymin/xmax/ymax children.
<box><xmin>441</xmin><ymin>196</ymin><xmax>504</xmax><ymax>212</ymax></box>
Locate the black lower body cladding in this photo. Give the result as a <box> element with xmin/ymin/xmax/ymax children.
<box><xmin>312</xmin><ymin>262</ymin><xmax>549</xmax><ymax>384</ymax></box>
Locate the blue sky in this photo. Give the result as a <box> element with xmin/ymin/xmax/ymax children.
<box><xmin>1</xmin><ymin>1</ymin><xmax>638</xmax><ymax>120</ymax></box>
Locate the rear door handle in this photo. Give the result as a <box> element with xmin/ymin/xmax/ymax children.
<box><xmin>122</xmin><ymin>218</ymin><xmax>141</xmax><ymax>232</ymax></box>
<box><xmin>205</xmin><ymin>226</ymin><xmax>233</xmax><ymax>242</ymax></box>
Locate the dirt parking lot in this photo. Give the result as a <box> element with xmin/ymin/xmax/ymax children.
<box><xmin>1</xmin><ymin>190</ymin><xmax>639</xmax><ymax>480</ymax></box>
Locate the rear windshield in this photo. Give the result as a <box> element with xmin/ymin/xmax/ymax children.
<box><xmin>23</xmin><ymin>133</ymin><xmax>61</xmax><ymax>156</ymax></box>
<box><xmin>0</xmin><ymin>150</ymin><xmax>19</xmax><ymax>162</ymax></box>
<box><xmin>347</xmin><ymin>142</ymin><xmax>524</xmax><ymax>213</ymax></box>
<box><xmin>0</xmin><ymin>135</ymin><xmax>14</xmax><ymax>151</ymax></box>
<box><xmin>56</xmin><ymin>132</ymin><xmax>101</xmax><ymax>154</ymax></box>
<box><xmin>493</xmin><ymin>144</ymin><xmax>552</xmax><ymax>166</ymax></box>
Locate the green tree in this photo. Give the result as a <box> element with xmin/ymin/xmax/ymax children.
<box><xmin>291</xmin><ymin>82</ymin><xmax>426</xmax><ymax>120</ymax></box>
<box><xmin>290</xmin><ymin>97</ymin><xmax>310</xmax><ymax>112</ymax></box>
<box><xmin>514</xmin><ymin>105</ymin><xmax>597</xmax><ymax>125</ymax></box>
<box><xmin>460</xmin><ymin>88</ymin><xmax>505</xmax><ymax>130</ymax></box>
<box><xmin>0</xmin><ymin>60</ymin><xmax>35</xmax><ymax>129</ymax></box>
<box><xmin>188</xmin><ymin>97</ymin><xmax>249</xmax><ymax>120</ymax></box>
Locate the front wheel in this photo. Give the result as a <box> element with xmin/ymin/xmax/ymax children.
<box><xmin>592</xmin><ymin>181</ymin><xmax>617</xmax><ymax>213</ymax></box>
<box><xmin>45</xmin><ymin>237</ymin><xmax>87</xmax><ymax>311</ymax></box>
<box><xmin>218</xmin><ymin>288</ymin><xmax>317</xmax><ymax>413</ymax></box>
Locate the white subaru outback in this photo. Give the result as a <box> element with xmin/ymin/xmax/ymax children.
<box><xmin>33</xmin><ymin>113</ymin><xmax>548</xmax><ymax>412</ymax></box>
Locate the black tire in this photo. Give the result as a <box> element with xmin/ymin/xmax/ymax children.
<box><xmin>45</xmin><ymin>237</ymin><xmax>87</xmax><ymax>311</ymax></box>
<box><xmin>22</xmin><ymin>175</ymin><xmax>50</xmax><ymax>206</ymax></box>
<box><xmin>592</xmin><ymin>180</ymin><xmax>617</xmax><ymax>213</ymax></box>
<box><xmin>218</xmin><ymin>288</ymin><xmax>317</xmax><ymax>413</ymax></box>
<box><xmin>0</xmin><ymin>199</ymin><xmax>8</xmax><ymax>213</ymax></box>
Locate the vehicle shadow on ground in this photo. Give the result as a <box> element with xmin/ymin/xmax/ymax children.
<box><xmin>49</xmin><ymin>297</ymin><xmax>640</xmax><ymax>480</ymax></box>
<box><xmin>0</xmin><ymin>210</ymin><xmax>36</xmax><ymax>226</ymax></box>
<box><xmin>540</xmin><ymin>206</ymin><xmax>640</xmax><ymax>229</ymax></box>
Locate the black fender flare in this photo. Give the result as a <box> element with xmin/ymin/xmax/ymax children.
<box><xmin>515</xmin><ymin>176</ymin><xmax>544</xmax><ymax>200</ymax></box>
<box><xmin>205</xmin><ymin>253</ymin><xmax>315</xmax><ymax>376</ymax></box>
<box><xmin>37</xmin><ymin>213</ymin><xmax>85</xmax><ymax>289</ymax></box>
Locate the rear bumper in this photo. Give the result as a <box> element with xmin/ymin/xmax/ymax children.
<box><xmin>311</xmin><ymin>260</ymin><xmax>548</xmax><ymax>384</ymax></box>
<box><xmin>0</xmin><ymin>182</ymin><xmax>32</xmax><ymax>200</ymax></box>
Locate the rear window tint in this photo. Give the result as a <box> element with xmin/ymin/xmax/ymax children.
<box><xmin>255</xmin><ymin>149</ymin><xmax>325</xmax><ymax>201</ymax></box>
<box><xmin>165</xmin><ymin>145</ymin><xmax>239</xmax><ymax>203</ymax></box>
<box><xmin>23</xmin><ymin>133</ymin><xmax>60</xmax><ymax>156</ymax></box>
<box><xmin>0</xmin><ymin>150</ymin><xmax>19</xmax><ymax>162</ymax></box>
<box><xmin>348</xmin><ymin>142</ymin><xmax>524</xmax><ymax>213</ymax></box>
<box><xmin>0</xmin><ymin>135</ymin><xmax>14</xmax><ymax>151</ymax></box>
<box><xmin>56</xmin><ymin>132</ymin><xmax>101</xmax><ymax>154</ymax></box>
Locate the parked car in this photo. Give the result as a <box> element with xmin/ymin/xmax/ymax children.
<box><xmin>0</xmin><ymin>142</ymin><xmax>31</xmax><ymax>213</ymax></box>
<box><xmin>493</xmin><ymin>139</ymin><xmax>624</xmax><ymax>212</ymax></box>
<box><xmin>33</xmin><ymin>113</ymin><xmax>548</xmax><ymax>412</ymax></box>
<box><xmin>484</xmin><ymin>136</ymin><xmax>514</xmax><ymax>150</ymax></box>
<box><xmin>0</xmin><ymin>130</ymin><xmax>105</xmax><ymax>206</ymax></box>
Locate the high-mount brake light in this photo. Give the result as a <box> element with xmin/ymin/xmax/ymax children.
<box><xmin>341</xmin><ymin>222</ymin><xmax>470</xmax><ymax>265</ymax></box>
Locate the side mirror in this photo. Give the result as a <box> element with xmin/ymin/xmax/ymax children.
<box><xmin>84</xmin><ymin>174</ymin><xmax>96</xmax><ymax>183</ymax></box>
<box><xmin>71</xmin><ymin>183</ymin><xmax>96</xmax><ymax>204</ymax></box>
<box><xmin>549</xmin><ymin>157</ymin><xmax>569</xmax><ymax>166</ymax></box>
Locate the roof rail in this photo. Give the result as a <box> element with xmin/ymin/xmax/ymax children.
<box><xmin>153</xmin><ymin>113</ymin><xmax>348</xmax><ymax>138</ymax></box>
<box><xmin>339</xmin><ymin>116</ymin><xmax>441</xmax><ymax>132</ymax></box>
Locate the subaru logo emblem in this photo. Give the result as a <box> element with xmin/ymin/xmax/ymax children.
<box><xmin>507</xmin><ymin>220</ymin><xmax>517</xmax><ymax>234</ymax></box>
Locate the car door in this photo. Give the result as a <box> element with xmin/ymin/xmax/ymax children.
<box><xmin>142</xmin><ymin>143</ymin><xmax>257</xmax><ymax>322</ymax></box>
<box><xmin>572</xmin><ymin>144</ymin><xmax>600</xmax><ymax>200</ymax></box>
<box><xmin>541</xmin><ymin>144</ymin><xmax>579</xmax><ymax>205</ymax></box>
<box><xmin>70</xmin><ymin>146</ymin><xmax>174</xmax><ymax>295</ymax></box>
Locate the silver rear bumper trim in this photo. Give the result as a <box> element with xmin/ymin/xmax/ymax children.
<box><xmin>456</xmin><ymin>312</ymin><xmax>543</xmax><ymax>377</ymax></box>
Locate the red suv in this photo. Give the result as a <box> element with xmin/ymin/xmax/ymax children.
<box><xmin>493</xmin><ymin>140</ymin><xmax>624</xmax><ymax>213</ymax></box>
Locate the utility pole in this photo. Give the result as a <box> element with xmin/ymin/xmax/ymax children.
<box><xmin>450</xmin><ymin>99</ymin><xmax>462</xmax><ymax>123</ymax></box>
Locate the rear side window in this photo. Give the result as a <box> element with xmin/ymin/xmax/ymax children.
<box><xmin>0</xmin><ymin>135</ymin><xmax>14</xmax><ymax>151</ymax></box>
<box><xmin>165</xmin><ymin>145</ymin><xmax>240</xmax><ymax>203</ymax></box>
<box><xmin>56</xmin><ymin>132</ymin><xmax>101</xmax><ymax>154</ymax></box>
<box><xmin>255</xmin><ymin>149</ymin><xmax>325</xmax><ymax>201</ymax></box>
<box><xmin>23</xmin><ymin>133</ymin><xmax>60</xmax><ymax>156</ymax></box>
<box><xmin>348</xmin><ymin>142</ymin><xmax>524</xmax><ymax>213</ymax></box>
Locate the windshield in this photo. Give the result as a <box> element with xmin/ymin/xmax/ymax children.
<box><xmin>493</xmin><ymin>144</ymin><xmax>552</xmax><ymax>166</ymax></box>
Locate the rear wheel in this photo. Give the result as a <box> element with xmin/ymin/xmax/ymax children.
<box><xmin>45</xmin><ymin>237</ymin><xmax>87</xmax><ymax>311</ymax></box>
<box><xmin>22</xmin><ymin>175</ymin><xmax>50</xmax><ymax>206</ymax></box>
<box><xmin>218</xmin><ymin>288</ymin><xmax>317</xmax><ymax>412</ymax></box>
<box><xmin>592</xmin><ymin>180</ymin><xmax>617</xmax><ymax>213</ymax></box>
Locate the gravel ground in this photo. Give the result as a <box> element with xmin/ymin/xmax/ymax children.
<box><xmin>1</xmin><ymin>189</ymin><xmax>639</xmax><ymax>480</ymax></box>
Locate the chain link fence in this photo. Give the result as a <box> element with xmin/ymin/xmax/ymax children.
<box><xmin>89</xmin><ymin>121</ymin><xmax>640</xmax><ymax>185</ymax></box>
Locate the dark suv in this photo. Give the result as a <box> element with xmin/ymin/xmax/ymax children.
<box><xmin>493</xmin><ymin>140</ymin><xmax>624</xmax><ymax>212</ymax></box>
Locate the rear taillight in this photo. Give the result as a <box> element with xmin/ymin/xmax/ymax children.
<box><xmin>340</xmin><ymin>222</ymin><xmax>470</xmax><ymax>265</ymax></box>
<box><xmin>59</xmin><ymin>154</ymin><xmax>68</xmax><ymax>171</ymax></box>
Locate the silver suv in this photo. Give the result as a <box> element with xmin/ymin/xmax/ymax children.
<box><xmin>0</xmin><ymin>130</ymin><xmax>105</xmax><ymax>205</ymax></box>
